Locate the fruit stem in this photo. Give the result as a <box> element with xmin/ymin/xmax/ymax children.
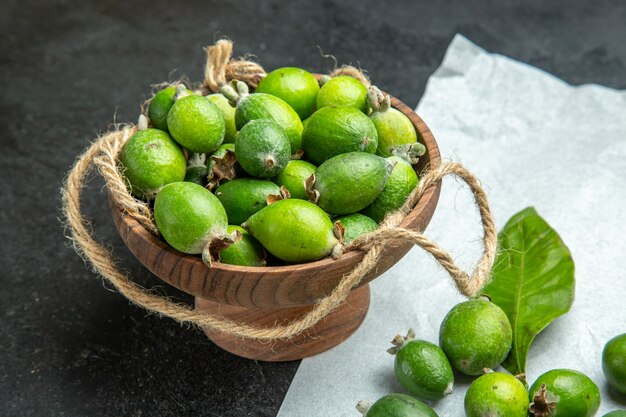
<box><xmin>333</xmin><ymin>221</ymin><xmax>346</xmax><ymax>242</ymax></box>
<box><xmin>219</xmin><ymin>84</ymin><xmax>240</xmax><ymax>106</ymax></box>
<box><xmin>356</xmin><ymin>400</ymin><xmax>372</xmax><ymax>415</ymax></box>
<box><xmin>367</xmin><ymin>86</ymin><xmax>390</xmax><ymax>113</ymax></box>
<box><xmin>264</xmin><ymin>155</ymin><xmax>276</xmax><ymax>168</ymax></box>
<box><xmin>174</xmin><ymin>84</ymin><xmax>191</xmax><ymax>101</ymax></box>
<box><xmin>529</xmin><ymin>383</ymin><xmax>557</xmax><ymax>417</ymax></box>
<box><xmin>207</xmin><ymin>149</ymin><xmax>237</xmax><ymax>191</ymax></box>
<box><xmin>391</xmin><ymin>142</ymin><xmax>427</xmax><ymax>165</ymax></box>
<box><xmin>331</xmin><ymin>243</ymin><xmax>344</xmax><ymax>259</ymax></box>
<box><xmin>187</xmin><ymin>153</ymin><xmax>207</xmax><ymax>169</ymax></box>
<box><xmin>305</xmin><ymin>174</ymin><xmax>319</xmax><ymax>204</ymax></box>
<box><xmin>318</xmin><ymin>74</ymin><xmax>331</xmax><ymax>86</ymax></box>
<box><xmin>137</xmin><ymin>114</ymin><xmax>149</xmax><ymax>131</ymax></box>
<box><xmin>387</xmin><ymin>328</ymin><xmax>416</xmax><ymax>354</ymax></box>
<box><xmin>201</xmin><ymin>231</ymin><xmax>241</xmax><ymax>268</ymax></box>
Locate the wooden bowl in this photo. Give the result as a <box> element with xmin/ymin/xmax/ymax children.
<box><xmin>110</xmin><ymin>94</ymin><xmax>441</xmax><ymax>361</ymax></box>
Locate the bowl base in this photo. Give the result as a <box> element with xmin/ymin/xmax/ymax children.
<box><xmin>194</xmin><ymin>284</ymin><xmax>370</xmax><ymax>362</ymax></box>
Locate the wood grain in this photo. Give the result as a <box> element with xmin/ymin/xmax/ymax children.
<box><xmin>195</xmin><ymin>284</ymin><xmax>371</xmax><ymax>361</ymax></box>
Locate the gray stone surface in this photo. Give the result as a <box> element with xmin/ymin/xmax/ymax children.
<box><xmin>1</xmin><ymin>1</ymin><xmax>624</xmax><ymax>416</ymax></box>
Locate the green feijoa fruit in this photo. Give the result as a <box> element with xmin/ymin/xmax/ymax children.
<box><xmin>222</xmin><ymin>81</ymin><xmax>303</xmax><ymax>153</ymax></box>
<box><xmin>215</xmin><ymin>178</ymin><xmax>282</xmax><ymax>225</ymax></box>
<box><xmin>153</xmin><ymin>182</ymin><xmax>228</xmax><ymax>257</ymax></box>
<box><xmin>356</xmin><ymin>394</ymin><xmax>439</xmax><ymax>417</ymax></box>
<box><xmin>207</xmin><ymin>93</ymin><xmax>237</xmax><ymax>143</ymax></box>
<box><xmin>387</xmin><ymin>328</ymin><xmax>454</xmax><ymax>401</ymax></box>
<box><xmin>362</xmin><ymin>156</ymin><xmax>418</xmax><ymax>223</ymax></box>
<box><xmin>147</xmin><ymin>85</ymin><xmax>192</xmax><ymax>132</ymax></box>
<box><xmin>529</xmin><ymin>369</ymin><xmax>601</xmax><ymax>417</ymax></box>
<box><xmin>272</xmin><ymin>160</ymin><xmax>316</xmax><ymax>200</ymax></box>
<box><xmin>257</xmin><ymin>67</ymin><xmax>319</xmax><ymax>119</ymax></box>
<box><xmin>335</xmin><ymin>213</ymin><xmax>377</xmax><ymax>244</ymax></box>
<box><xmin>368</xmin><ymin>85</ymin><xmax>421</xmax><ymax>160</ymax></box>
<box><xmin>439</xmin><ymin>299</ymin><xmax>512</xmax><ymax>376</ymax></box>
<box><xmin>118</xmin><ymin>128</ymin><xmax>186</xmax><ymax>199</ymax></box>
<box><xmin>235</xmin><ymin>119</ymin><xmax>291</xmax><ymax>179</ymax></box>
<box><xmin>302</xmin><ymin>106</ymin><xmax>378</xmax><ymax>165</ymax></box>
<box><xmin>309</xmin><ymin>152</ymin><xmax>393</xmax><ymax>215</ymax></box>
<box><xmin>167</xmin><ymin>94</ymin><xmax>225</xmax><ymax>153</ymax></box>
<box><xmin>219</xmin><ymin>225</ymin><xmax>266</xmax><ymax>266</ymax></box>
<box><xmin>243</xmin><ymin>199</ymin><xmax>341</xmax><ymax>263</ymax></box>
<box><xmin>207</xmin><ymin>143</ymin><xmax>238</xmax><ymax>190</ymax></box>
<box><xmin>184</xmin><ymin>153</ymin><xmax>208</xmax><ymax>186</ymax></box>
<box><xmin>465</xmin><ymin>371</ymin><xmax>529</xmax><ymax>417</ymax></box>
<box><xmin>317</xmin><ymin>75</ymin><xmax>368</xmax><ymax>113</ymax></box>
<box><xmin>604</xmin><ymin>412</ymin><xmax>626</xmax><ymax>417</ymax></box>
<box><xmin>603</xmin><ymin>333</ymin><xmax>626</xmax><ymax>395</ymax></box>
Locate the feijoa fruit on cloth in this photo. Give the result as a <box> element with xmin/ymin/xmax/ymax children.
<box><xmin>464</xmin><ymin>371</ymin><xmax>529</xmax><ymax>417</ymax></box>
<box><xmin>221</xmin><ymin>80</ymin><xmax>303</xmax><ymax>153</ymax></box>
<box><xmin>308</xmin><ymin>152</ymin><xmax>394</xmax><ymax>215</ymax></box>
<box><xmin>361</xmin><ymin>156</ymin><xmax>418</xmax><ymax>223</ymax></box>
<box><xmin>335</xmin><ymin>213</ymin><xmax>378</xmax><ymax>244</ymax></box>
<box><xmin>242</xmin><ymin>199</ymin><xmax>342</xmax><ymax>263</ymax></box>
<box><xmin>167</xmin><ymin>93</ymin><xmax>225</xmax><ymax>153</ymax></box>
<box><xmin>235</xmin><ymin>119</ymin><xmax>291</xmax><ymax>179</ymax></box>
<box><xmin>147</xmin><ymin>85</ymin><xmax>192</xmax><ymax>132</ymax></box>
<box><xmin>301</xmin><ymin>106</ymin><xmax>378</xmax><ymax>165</ymax></box>
<box><xmin>215</xmin><ymin>178</ymin><xmax>282</xmax><ymax>225</ymax></box>
<box><xmin>118</xmin><ymin>128</ymin><xmax>186</xmax><ymax>199</ymax></box>
<box><xmin>529</xmin><ymin>369</ymin><xmax>601</xmax><ymax>417</ymax></box>
<box><xmin>387</xmin><ymin>328</ymin><xmax>454</xmax><ymax>401</ymax></box>
<box><xmin>206</xmin><ymin>93</ymin><xmax>237</xmax><ymax>143</ymax></box>
<box><xmin>439</xmin><ymin>299</ymin><xmax>512</xmax><ymax>376</ymax></box>
<box><xmin>367</xmin><ymin>85</ymin><xmax>425</xmax><ymax>163</ymax></box>
<box><xmin>356</xmin><ymin>394</ymin><xmax>439</xmax><ymax>417</ymax></box>
<box><xmin>272</xmin><ymin>160</ymin><xmax>317</xmax><ymax>200</ymax></box>
<box><xmin>219</xmin><ymin>225</ymin><xmax>266</xmax><ymax>267</ymax></box>
<box><xmin>153</xmin><ymin>182</ymin><xmax>229</xmax><ymax>256</ymax></box>
<box><xmin>604</xmin><ymin>412</ymin><xmax>626</xmax><ymax>417</ymax></box>
<box><xmin>603</xmin><ymin>333</ymin><xmax>626</xmax><ymax>395</ymax></box>
<box><xmin>317</xmin><ymin>75</ymin><xmax>368</xmax><ymax>113</ymax></box>
<box><xmin>256</xmin><ymin>67</ymin><xmax>319</xmax><ymax>119</ymax></box>
<box><xmin>184</xmin><ymin>153</ymin><xmax>208</xmax><ymax>186</ymax></box>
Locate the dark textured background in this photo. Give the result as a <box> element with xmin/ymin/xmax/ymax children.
<box><xmin>1</xmin><ymin>1</ymin><xmax>625</xmax><ymax>416</ymax></box>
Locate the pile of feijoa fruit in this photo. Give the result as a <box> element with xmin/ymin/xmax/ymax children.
<box><xmin>119</xmin><ymin>67</ymin><xmax>427</xmax><ymax>266</ymax></box>
<box><xmin>359</xmin><ymin>299</ymin><xmax>626</xmax><ymax>417</ymax></box>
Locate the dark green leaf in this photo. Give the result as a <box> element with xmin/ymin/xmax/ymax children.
<box><xmin>482</xmin><ymin>207</ymin><xmax>575</xmax><ymax>375</ymax></box>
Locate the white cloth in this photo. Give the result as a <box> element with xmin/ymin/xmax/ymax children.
<box><xmin>277</xmin><ymin>34</ymin><xmax>626</xmax><ymax>416</ymax></box>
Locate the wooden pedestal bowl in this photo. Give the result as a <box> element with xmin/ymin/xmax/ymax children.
<box><xmin>110</xmin><ymin>95</ymin><xmax>442</xmax><ymax>362</ymax></box>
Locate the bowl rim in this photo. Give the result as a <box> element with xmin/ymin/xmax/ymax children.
<box><xmin>111</xmin><ymin>93</ymin><xmax>441</xmax><ymax>280</ymax></box>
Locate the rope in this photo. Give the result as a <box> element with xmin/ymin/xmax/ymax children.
<box><xmin>61</xmin><ymin>126</ymin><xmax>497</xmax><ymax>341</ymax></box>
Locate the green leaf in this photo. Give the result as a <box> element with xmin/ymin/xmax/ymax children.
<box><xmin>482</xmin><ymin>207</ymin><xmax>575</xmax><ymax>376</ymax></box>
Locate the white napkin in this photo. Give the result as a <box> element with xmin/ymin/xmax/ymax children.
<box><xmin>277</xmin><ymin>34</ymin><xmax>626</xmax><ymax>416</ymax></box>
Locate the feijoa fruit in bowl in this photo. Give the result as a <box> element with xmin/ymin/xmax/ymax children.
<box><xmin>118</xmin><ymin>128</ymin><xmax>186</xmax><ymax>200</ymax></box>
<box><xmin>307</xmin><ymin>152</ymin><xmax>394</xmax><ymax>215</ymax></box>
<box><xmin>301</xmin><ymin>106</ymin><xmax>378</xmax><ymax>165</ymax></box>
<box><xmin>317</xmin><ymin>75</ymin><xmax>368</xmax><ymax>113</ymax></box>
<box><xmin>221</xmin><ymin>80</ymin><xmax>303</xmax><ymax>153</ymax></box>
<box><xmin>110</xmin><ymin>69</ymin><xmax>442</xmax><ymax>310</ymax></box>
<box><xmin>167</xmin><ymin>89</ymin><xmax>225</xmax><ymax>153</ymax></box>
<box><xmin>256</xmin><ymin>67</ymin><xmax>319</xmax><ymax>119</ymax></box>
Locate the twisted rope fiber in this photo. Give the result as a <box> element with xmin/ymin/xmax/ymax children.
<box><xmin>329</xmin><ymin>65</ymin><xmax>371</xmax><ymax>87</ymax></box>
<box><xmin>200</xmin><ymin>39</ymin><xmax>370</xmax><ymax>95</ymax></box>
<box><xmin>201</xmin><ymin>39</ymin><xmax>266</xmax><ymax>94</ymax></box>
<box><xmin>61</xmin><ymin>125</ymin><xmax>497</xmax><ymax>341</ymax></box>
